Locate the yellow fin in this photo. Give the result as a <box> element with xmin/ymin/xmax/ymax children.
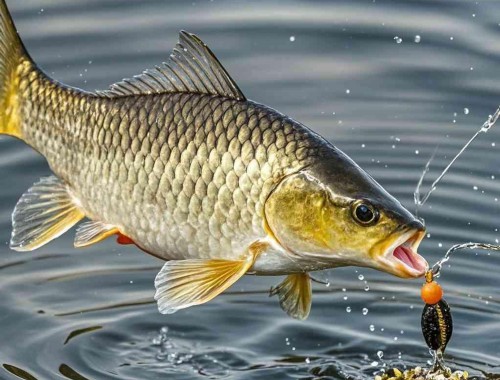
<box><xmin>154</xmin><ymin>257</ymin><xmax>254</xmax><ymax>314</ymax></box>
<box><xmin>0</xmin><ymin>1</ymin><xmax>30</xmax><ymax>139</ymax></box>
<box><xmin>10</xmin><ymin>176</ymin><xmax>85</xmax><ymax>251</ymax></box>
<box><xmin>270</xmin><ymin>273</ymin><xmax>312</xmax><ymax>320</ymax></box>
<box><xmin>74</xmin><ymin>221</ymin><xmax>118</xmax><ymax>248</ymax></box>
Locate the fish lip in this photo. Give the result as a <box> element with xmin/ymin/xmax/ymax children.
<box><xmin>377</xmin><ymin>228</ymin><xmax>428</xmax><ymax>278</ymax></box>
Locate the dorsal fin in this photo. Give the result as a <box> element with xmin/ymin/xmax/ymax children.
<box><xmin>97</xmin><ymin>31</ymin><xmax>245</xmax><ymax>100</ymax></box>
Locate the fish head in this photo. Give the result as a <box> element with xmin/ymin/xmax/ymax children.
<box><xmin>264</xmin><ymin>150</ymin><xmax>427</xmax><ymax>278</ymax></box>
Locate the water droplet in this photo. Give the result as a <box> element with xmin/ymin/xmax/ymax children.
<box><xmin>346</xmin><ymin>306</ymin><xmax>352</xmax><ymax>313</ymax></box>
<box><xmin>369</xmin><ymin>324</ymin><xmax>375</xmax><ymax>331</ymax></box>
<box><xmin>305</xmin><ymin>358</ymin><xmax>310</xmax><ymax>364</ymax></box>
<box><xmin>289</xmin><ymin>36</ymin><xmax>295</xmax><ymax>42</ymax></box>
<box><xmin>362</xmin><ymin>308</ymin><xmax>369</xmax><ymax>315</ymax></box>
<box><xmin>342</xmin><ymin>288</ymin><xmax>346</xmax><ymax>292</ymax></box>
<box><xmin>371</xmin><ymin>361</ymin><xmax>378</xmax><ymax>366</ymax></box>
<box><xmin>394</xmin><ymin>36</ymin><xmax>402</xmax><ymax>44</ymax></box>
<box><xmin>473</xmin><ymin>185</ymin><xmax>478</xmax><ymax>190</ymax></box>
<box><xmin>415</xmin><ymin>150</ymin><xmax>419</xmax><ymax>155</ymax></box>
<box><xmin>364</xmin><ymin>285</ymin><xmax>370</xmax><ymax>291</ymax></box>
<box><xmin>438</xmin><ymin>243</ymin><xmax>443</xmax><ymax>248</ymax></box>
<box><xmin>358</xmin><ymin>274</ymin><xmax>364</xmax><ymax>281</ymax></box>
<box><xmin>414</xmin><ymin>35</ymin><xmax>421</xmax><ymax>43</ymax></box>
<box><xmin>450</xmin><ymin>36</ymin><xmax>454</xmax><ymax>40</ymax></box>
<box><xmin>377</xmin><ymin>350</ymin><xmax>384</xmax><ymax>359</ymax></box>
<box><xmin>346</xmin><ymin>89</ymin><xmax>351</xmax><ymax>94</ymax></box>
<box><xmin>464</xmin><ymin>108</ymin><xmax>470</xmax><ymax>115</ymax></box>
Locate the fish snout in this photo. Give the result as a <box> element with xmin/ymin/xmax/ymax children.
<box><xmin>405</xmin><ymin>219</ymin><xmax>425</xmax><ymax>232</ymax></box>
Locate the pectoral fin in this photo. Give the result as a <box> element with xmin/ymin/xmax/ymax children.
<box><xmin>74</xmin><ymin>221</ymin><xmax>118</xmax><ymax>248</ymax></box>
<box><xmin>270</xmin><ymin>273</ymin><xmax>312</xmax><ymax>320</ymax></box>
<box><xmin>154</xmin><ymin>257</ymin><xmax>254</xmax><ymax>314</ymax></box>
<box><xmin>10</xmin><ymin>176</ymin><xmax>85</xmax><ymax>251</ymax></box>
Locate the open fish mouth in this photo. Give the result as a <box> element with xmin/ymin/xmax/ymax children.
<box><xmin>377</xmin><ymin>228</ymin><xmax>428</xmax><ymax>278</ymax></box>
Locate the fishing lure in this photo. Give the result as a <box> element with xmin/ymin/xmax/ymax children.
<box><xmin>421</xmin><ymin>270</ymin><xmax>453</xmax><ymax>372</ymax></box>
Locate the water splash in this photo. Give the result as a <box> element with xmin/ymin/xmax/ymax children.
<box><xmin>431</xmin><ymin>242</ymin><xmax>500</xmax><ymax>278</ymax></box>
<box><xmin>150</xmin><ymin>326</ymin><xmax>234</xmax><ymax>377</ymax></box>
<box><xmin>414</xmin><ymin>106</ymin><xmax>500</xmax><ymax>210</ymax></box>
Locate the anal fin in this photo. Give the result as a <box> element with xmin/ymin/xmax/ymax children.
<box><xmin>270</xmin><ymin>273</ymin><xmax>312</xmax><ymax>320</ymax></box>
<box><xmin>74</xmin><ymin>221</ymin><xmax>118</xmax><ymax>248</ymax></box>
<box><xmin>10</xmin><ymin>176</ymin><xmax>85</xmax><ymax>251</ymax></box>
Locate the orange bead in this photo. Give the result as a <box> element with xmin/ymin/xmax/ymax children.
<box><xmin>421</xmin><ymin>281</ymin><xmax>443</xmax><ymax>305</ymax></box>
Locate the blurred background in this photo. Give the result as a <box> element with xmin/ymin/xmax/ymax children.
<box><xmin>0</xmin><ymin>0</ymin><xmax>499</xmax><ymax>378</ymax></box>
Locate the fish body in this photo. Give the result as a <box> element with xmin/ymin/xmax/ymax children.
<box><xmin>17</xmin><ymin>62</ymin><xmax>329</xmax><ymax>272</ymax></box>
<box><xmin>0</xmin><ymin>1</ymin><xmax>427</xmax><ymax>319</ymax></box>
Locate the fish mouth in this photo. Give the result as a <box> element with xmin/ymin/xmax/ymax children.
<box><xmin>376</xmin><ymin>228</ymin><xmax>428</xmax><ymax>278</ymax></box>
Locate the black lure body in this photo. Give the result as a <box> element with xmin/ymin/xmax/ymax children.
<box><xmin>421</xmin><ymin>299</ymin><xmax>453</xmax><ymax>351</ymax></box>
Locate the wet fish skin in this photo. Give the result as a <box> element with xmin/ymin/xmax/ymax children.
<box><xmin>16</xmin><ymin>58</ymin><xmax>329</xmax><ymax>262</ymax></box>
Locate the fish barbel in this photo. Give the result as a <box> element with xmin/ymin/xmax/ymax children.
<box><xmin>0</xmin><ymin>1</ymin><xmax>427</xmax><ymax>319</ymax></box>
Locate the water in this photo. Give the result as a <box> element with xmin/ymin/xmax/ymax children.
<box><xmin>1</xmin><ymin>0</ymin><xmax>499</xmax><ymax>379</ymax></box>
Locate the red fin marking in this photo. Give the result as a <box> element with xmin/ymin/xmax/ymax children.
<box><xmin>116</xmin><ymin>233</ymin><xmax>134</xmax><ymax>245</ymax></box>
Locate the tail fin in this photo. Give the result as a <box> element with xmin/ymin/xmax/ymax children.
<box><xmin>0</xmin><ymin>0</ymin><xmax>29</xmax><ymax>139</ymax></box>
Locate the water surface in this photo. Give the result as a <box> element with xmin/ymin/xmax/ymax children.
<box><xmin>1</xmin><ymin>0</ymin><xmax>500</xmax><ymax>379</ymax></box>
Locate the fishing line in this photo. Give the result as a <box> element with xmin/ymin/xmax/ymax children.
<box><xmin>431</xmin><ymin>242</ymin><xmax>500</xmax><ymax>278</ymax></box>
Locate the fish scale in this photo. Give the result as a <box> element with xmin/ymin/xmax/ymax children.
<box><xmin>16</xmin><ymin>60</ymin><xmax>323</xmax><ymax>261</ymax></box>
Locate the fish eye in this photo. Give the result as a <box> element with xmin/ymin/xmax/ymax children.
<box><xmin>351</xmin><ymin>200</ymin><xmax>379</xmax><ymax>226</ymax></box>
